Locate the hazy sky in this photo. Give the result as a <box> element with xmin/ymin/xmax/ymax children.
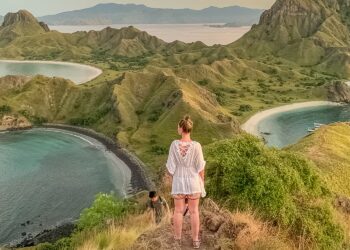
<box><xmin>0</xmin><ymin>0</ymin><xmax>275</xmax><ymax>16</ymax></box>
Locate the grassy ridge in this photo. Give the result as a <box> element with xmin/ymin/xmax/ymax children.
<box><xmin>205</xmin><ymin>134</ymin><xmax>345</xmax><ymax>249</ymax></box>
<box><xmin>0</xmin><ymin>52</ymin><xmax>336</xmax><ymax>171</ymax></box>
<box><xmin>230</xmin><ymin>0</ymin><xmax>350</xmax><ymax>78</ymax></box>
<box><xmin>289</xmin><ymin>123</ymin><xmax>350</xmax><ymax>197</ymax></box>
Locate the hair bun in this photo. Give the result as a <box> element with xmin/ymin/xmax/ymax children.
<box><xmin>178</xmin><ymin>115</ymin><xmax>193</xmax><ymax>133</ymax></box>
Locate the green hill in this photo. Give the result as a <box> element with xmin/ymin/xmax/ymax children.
<box><xmin>0</xmin><ymin>9</ymin><xmax>346</xmax><ymax>171</ymax></box>
<box><xmin>289</xmin><ymin>123</ymin><xmax>350</xmax><ymax>197</ymax></box>
<box><xmin>0</xmin><ymin>11</ymin><xmax>168</xmax><ymax>59</ymax></box>
<box><xmin>231</xmin><ymin>0</ymin><xmax>350</xmax><ymax>77</ymax></box>
<box><xmin>0</xmin><ymin>10</ymin><xmax>49</xmax><ymax>46</ymax></box>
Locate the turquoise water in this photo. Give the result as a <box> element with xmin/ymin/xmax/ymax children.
<box><xmin>0</xmin><ymin>129</ymin><xmax>131</xmax><ymax>244</ymax></box>
<box><xmin>0</xmin><ymin>61</ymin><xmax>101</xmax><ymax>84</ymax></box>
<box><xmin>258</xmin><ymin>105</ymin><xmax>350</xmax><ymax>148</ymax></box>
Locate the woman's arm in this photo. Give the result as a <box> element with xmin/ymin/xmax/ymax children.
<box><xmin>166</xmin><ymin>171</ymin><xmax>173</xmax><ymax>183</ymax></box>
<box><xmin>196</xmin><ymin>143</ymin><xmax>206</xmax><ymax>181</ymax></box>
<box><xmin>166</xmin><ymin>141</ymin><xmax>176</xmax><ymax>176</ymax></box>
<box><xmin>199</xmin><ymin>169</ymin><xmax>205</xmax><ymax>182</ymax></box>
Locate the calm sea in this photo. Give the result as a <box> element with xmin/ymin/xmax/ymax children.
<box><xmin>258</xmin><ymin>105</ymin><xmax>350</xmax><ymax>148</ymax></box>
<box><xmin>0</xmin><ymin>129</ymin><xmax>131</xmax><ymax>244</ymax></box>
<box><xmin>50</xmin><ymin>24</ymin><xmax>251</xmax><ymax>45</ymax></box>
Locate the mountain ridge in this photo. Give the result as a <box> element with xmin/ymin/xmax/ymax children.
<box><xmin>231</xmin><ymin>0</ymin><xmax>350</xmax><ymax>77</ymax></box>
<box><xmin>38</xmin><ymin>3</ymin><xmax>264</xmax><ymax>25</ymax></box>
<box><xmin>0</xmin><ymin>11</ymin><xmax>170</xmax><ymax>59</ymax></box>
<box><xmin>0</xmin><ymin>10</ymin><xmax>50</xmax><ymax>46</ymax></box>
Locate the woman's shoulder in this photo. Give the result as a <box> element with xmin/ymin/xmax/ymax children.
<box><xmin>170</xmin><ymin>140</ymin><xmax>179</xmax><ymax>147</ymax></box>
<box><xmin>170</xmin><ymin>140</ymin><xmax>201</xmax><ymax>146</ymax></box>
<box><xmin>192</xmin><ymin>141</ymin><xmax>202</xmax><ymax>148</ymax></box>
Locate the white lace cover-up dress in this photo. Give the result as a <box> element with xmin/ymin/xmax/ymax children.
<box><xmin>166</xmin><ymin>140</ymin><xmax>206</xmax><ymax>197</ymax></box>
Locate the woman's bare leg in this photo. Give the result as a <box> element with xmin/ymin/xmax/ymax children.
<box><xmin>173</xmin><ymin>198</ymin><xmax>185</xmax><ymax>239</ymax></box>
<box><xmin>188</xmin><ymin>197</ymin><xmax>200</xmax><ymax>241</ymax></box>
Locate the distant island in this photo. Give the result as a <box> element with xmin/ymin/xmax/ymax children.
<box><xmin>38</xmin><ymin>3</ymin><xmax>264</xmax><ymax>25</ymax></box>
<box><xmin>206</xmin><ymin>22</ymin><xmax>254</xmax><ymax>28</ymax></box>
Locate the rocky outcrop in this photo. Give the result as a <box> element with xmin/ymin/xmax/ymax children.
<box><xmin>0</xmin><ymin>10</ymin><xmax>50</xmax><ymax>40</ymax></box>
<box><xmin>335</xmin><ymin>196</ymin><xmax>350</xmax><ymax>214</ymax></box>
<box><xmin>15</xmin><ymin>223</ymin><xmax>75</xmax><ymax>248</ymax></box>
<box><xmin>328</xmin><ymin>80</ymin><xmax>350</xmax><ymax>103</ymax></box>
<box><xmin>38</xmin><ymin>21</ymin><xmax>50</xmax><ymax>32</ymax></box>
<box><xmin>0</xmin><ymin>75</ymin><xmax>32</xmax><ymax>92</ymax></box>
<box><xmin>0</xmin><ymin>115</ymin><xmax>32</xmax><ymax>131</ymax></box>
<box><xmin>232</xmin><ymin>0</ymin><xmax>350</xmax><ymax>76</ymax></box>
<box><xmin>133</xmin><ymin>199</ymin><xmax>248</xmax><ymax>249</ymax></box>
<box><xmin>2</xmin><ymin>10</ymin><xmax>39</xmax><ymax>27</ymax></box>
<box><xmin>1</xmin><ymin>10</ymin><xmax>50</xmax><ymax>32</ymax></box>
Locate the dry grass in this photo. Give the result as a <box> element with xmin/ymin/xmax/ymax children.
<box><xmin>230</xmin><ymin>210</ymin><xmax>294</xmax><ymax>250</ymax></box>
<box><xmin>75</xmin><ymin>212</ymin><xmax>157</xmax><ymax>250</ymax></box>
<box><xmin>333</xmin><ymin>208</ymin><xmax>350</xmax><ymax>249</ymax></box>
<box><xmin>289</xmin><ymin>123</ymin><xmax>350</xmax><ymax>196</ymax></box>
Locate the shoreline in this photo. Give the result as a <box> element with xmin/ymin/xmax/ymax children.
<box><xmin>40</xmin><ymin>124</ymin><xmax>154</xmax><ymax>193</ymax></box>
<box><xmin>241</xmin><ymin>101</ymin><xmax>342</xmax><ymax>137</ymax></box>
<box><xmin>1</xmin><ymin>124</ymin><xmax>153</xmax><ymax>248</ymax></box>
<box><xmin>0</xmin><ymin>123</ymin><xmax>153</xmax><ymax>193</ymax></box>
<box><xmin>0</xmin><ymin>59</ymin><xmax>103</xmax><ymax>84</ymax></box>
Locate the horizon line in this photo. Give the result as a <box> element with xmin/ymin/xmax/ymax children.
<box><xmin>0</xmin><ymin>2</ymin><xmax>265</xmax><ymax>17</ymax></box>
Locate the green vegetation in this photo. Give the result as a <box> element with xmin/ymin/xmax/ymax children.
<box><xmin>197</xmin><ymin>79</ymin><xmax>209</xmax><ymax>86</ymax></box>
<box><xmin>18</xmin><ymin>110</ymin><xmax>48</xmax><ymax>125</ymax></box>
<box><xmin>0</xmin><ymin>8</ymin><xmax>340</xmax><ymax>172</ymax></box>
<box><xmin>238</xmin><ymin>104</ymin><xmax>253</xmax><ymax>112</ymax></box>
<box><xmin>33</xmin><ymin>194</ymin><xmax>139</xmax><ymax>250</ymax></box>
<box><xmin>150</xmin><ymin>145</ymin><xmax>168</xmax><ymax>155</ymax></box>
<box><xmin>205</xmin><ymin>135</ymin><xmax>344</xmax><ymax>249</ymax></box>
<box><xmin>68</xmin><ymin>104</ymin><xmax>113</xmax><ymax>127</ymax></box>
<box><xmin>77</xmin><ymin>194</ymin><xmax>131</xmax><ymax>231</ymax></box>
<box><xmin>0</xmin><ymin>104</ymin><xmax>11</xmax><ymax>116</ymax></box>
<box><xmin>289</xmin><ymin>123</ymin><xmax>350</xmax><ymax>197</ymax></box>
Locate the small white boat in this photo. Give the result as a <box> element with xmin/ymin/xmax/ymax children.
<box><xmin>314</xmin><ymin>123</ymin><xmax>324</xmax><ymax>128</ymax></box>
<box><xmin>308</xmin><ymin>128</ymin><xmax>317</xmax><ymax>132</ymax></box>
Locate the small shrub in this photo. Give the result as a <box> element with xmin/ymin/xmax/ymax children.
<box><xmin>198</xmin><ymin>79</ymin><xmax>209</xmax><ymax>86</ymax></box>
<box><xmin>78</xmin><ymin>194</ymin><xmax>131</xmax><ymax>231</ymax></box>
<box><xmin>0</xmin><ymin>105</ymin><xmax>11</xmax><ymax>115</ymax></box>
<box><xmin>17</xmin><ymin>109</ymin><xmax>48</xmax><ymax>125</ymax></box>
<box><xmin>31</xmin><ymin>116</ymin><xmax>48</xmax><ymax>125</ymax></box>
<box><xmin>151</xmin><ymin>145</ymin><xmax>168</xmax><ymax>155</ymax></box>
<box><xmin>205</xmin><ymin>135</ymin><xmax>343</xmax><ymax>249</ymax></box>
<box><xmin>148</xmin><ymin>109</ymin><xmax>162</xmax><ymax>122</ymax></box>
<box><xmin>54</xmin><ymin>237</ymin><xmax>72</xmax><ymax>250</ymax></box>
<box><xmin>239</xmin><ymin>104</ymin><xmax>253</xmax><ymax>112</ymax></box>
<box><xmin>35</xmin><ymin>243</ymin><xmax>55</xmax><ymax>250</ymax></box>
<box><xmin>231</xmin><ymin>111</ymin><xmax>243</xmax><ymax>116</ymax></box>
<box><xmin>135</xmin><ymin>110</ymin><xmax>144</xmax><ymax>115</ymax></box>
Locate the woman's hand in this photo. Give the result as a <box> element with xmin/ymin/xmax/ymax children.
<box><xmin>165</xmin><ymin>172</ymin><xmax>173</xmax><ymax>184</ymax></box>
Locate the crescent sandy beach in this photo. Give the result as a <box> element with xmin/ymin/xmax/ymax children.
<box><xmin>241</xmin><ymin>101</ymin><xmax>342</xmax><ymax>137</ymax></box>
<box><xmin>0</xmin><ymin>59</ymin><xmax>103</xmax><ymax>83</ymax></box>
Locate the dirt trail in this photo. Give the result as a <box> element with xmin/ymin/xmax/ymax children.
<box><xmin>133</xmin><ymin>199</ymin><xmax>247</xmax><ymax>250</ymax></box>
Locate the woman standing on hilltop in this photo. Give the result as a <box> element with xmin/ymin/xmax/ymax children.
<box><xmin>166</xmin><ymin>115</ymin><xmax>206</xmax><ymax>249</ymax></box>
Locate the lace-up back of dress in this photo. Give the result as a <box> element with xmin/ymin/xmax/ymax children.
<box><xmin>177</xmin><ymin>141</ymin><xmax>193</xmax><ymax>161</ymax></box>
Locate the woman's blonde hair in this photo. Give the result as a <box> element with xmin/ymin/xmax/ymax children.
<box><xmin>178</xmin><ymin>115</ymin><xmax>193</xmax><ymax>133</ymax></box>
